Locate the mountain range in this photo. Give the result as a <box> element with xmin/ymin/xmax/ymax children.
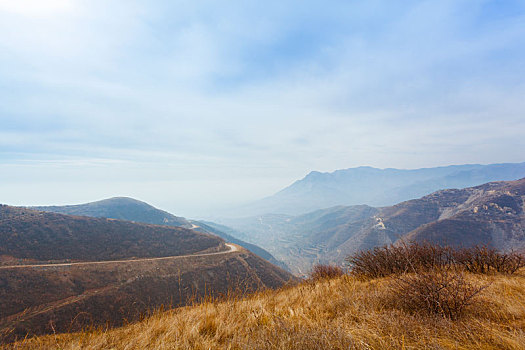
<box><xmin>218</xmin><ymin>178</ymin><xmax>525</xmax><ymax>274</ymax></box>
<box><xmin>232</xmin><ymin>162</ymin><xmax>525</xmax><ymax>217</ymax></box>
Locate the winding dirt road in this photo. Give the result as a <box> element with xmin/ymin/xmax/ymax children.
<box><xmin>0</xmin><ymin>243</ymin><xmax>239</xmax><ymax>270</ymax></box>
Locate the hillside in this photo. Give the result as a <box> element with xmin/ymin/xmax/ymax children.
<box><xmin>405</xmin><ymin>178</ymin><xmax>525</xmax><ymax>248</ymax></box>
<box><xmin>220</xmin><ymin>178</ymin><xmax>525</xmax><ymax>274</ymax></box>
<box><xmin>34</xmin><ymin>198</ymin><xmax>284</xmax><ymax>269</ymax></box>
<box><xmin>0</xmin><ymin>205</ymin><xmax>223</xmax><ymax>262</ymax></box>
<box><xmin>234</xmin><ymin>162</ymin><xmax>525</xmax><ymax>216</ymax></box>
<box><xmin>0</xmin><ymin>206</ymin><xmax>295</xmax><ymax>342</ymax></box>
<box><xmin>8</xmin><ymin>271</ymin><xmax>525</xmax><ymax>349</ymax></box>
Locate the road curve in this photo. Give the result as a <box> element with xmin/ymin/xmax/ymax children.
<box><xmin>0</xmin><ymin>243</ymin><xmax>239</xmax><ymax>270</ymax></box>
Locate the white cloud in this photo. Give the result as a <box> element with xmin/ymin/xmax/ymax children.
<box><xmin>0</xmin><ymin>0</ymin><xmax>76</xmax><ymax>17</ymax></box>
<box><xmin>0</xmin><ymin>0</ymin><xmax>524</xmax><ymax>215</ymax></box>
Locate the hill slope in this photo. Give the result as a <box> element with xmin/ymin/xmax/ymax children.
<box><xmin>0</xmin><ymin>205</ymin><xmax>222</xmax><ymax>262</ymax></box>
<box><xmin>34</xmin><ymin>198</ymin><xmax>284</xmax><ymax>268</ymax></box>
<box><xmin>237</xmin><ymin>162</ymin><xmax>525</xmax><ymax>216</ymax></box>
<box><xmin>10</xmin><ymin>271</ymin><xmax>525</xmax><ymax>349</ymax></box>
<box><xmin>0</xmin><ymin>206</ymin><xmax>295</xmax><ymax>342</ymax></box>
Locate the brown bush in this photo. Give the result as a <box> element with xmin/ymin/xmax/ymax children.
<box><xmin>346</xmin><ymin>242</ymin><xmax>454</xmax><ymax>278</ymax></box>
<box><xmin>390</xmin><ymin>269</ymin><xmax>488</xmax><ymax>320</ymax></box>
<box><xmin>454</xmin><ymin>246</ymin><xmax>525</xmax><ymax>274</ymax></box>
<box><xmin>347</xmin><ymin>242</ymin><xmax>525</xmax><ymax>278</ymax></box>
<box><xmin>309</xmin><ymin>264</ymin><xmax>344</xmax><ymax>281</ymax></box>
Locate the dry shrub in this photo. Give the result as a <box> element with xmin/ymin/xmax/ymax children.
<box><xmin>454</xmin><ymin>246</ymin><xmax>525</xmax><ymax>274</ymax></box>
<box><xmin>346</xmin><ymin>242</ymin><xmax>453</xmax><ymax>278</ymax></box>
<box><xmin>347</xmin><ymin>242</ymin><xmax>525</xmax><ymax>278</ymax></box>
<box><xmin>308</xmin><ymin>264</ymin><xmax>344</xmax><ymax>281</ymax></box>
<box><xmin>390</xmin><ymin>269</ymin><xmax>488</xmax><ymax>320</ymax></box>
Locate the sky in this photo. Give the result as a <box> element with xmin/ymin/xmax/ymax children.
<box><xmin>1</xmin><ymin>0</ymin><xmax>524</xmax><ymax>217</ymax></box>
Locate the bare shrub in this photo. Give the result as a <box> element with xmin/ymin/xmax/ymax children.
<box><xmin>454</xmin><ymin>246</ymin><xmax>525</xmax><ymax>274</ymax></box>
<box><xmin>347</xmin><ymin>242</ymin><xmax>525</xmax><ymax>278</ymax></box>
<box><xmin>390</xmin><ymin>269</ymin><xmax>488</xmax><ymax>320</ymax></box>
<box><xmin>346</xmin><ymin>242</ymin><xmax>454</xmax><ymax>278</ymax></box>
<box><xmin>309</xmin><ymin>264</ymin><xmax>345</xmax><ymax>281</ymax></box>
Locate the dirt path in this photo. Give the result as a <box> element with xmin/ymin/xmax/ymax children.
<box><xmin>0</xmin><ymin>243</ymin><xmax>239</xmax><ymax>270</ymax></box>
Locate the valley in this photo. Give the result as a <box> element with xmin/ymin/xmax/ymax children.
<box><xmin>217</xmin><ymin>178</ymin><xmax>525</xmax><ymax>274</ymax></box>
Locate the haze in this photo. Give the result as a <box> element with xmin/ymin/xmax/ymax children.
<box><xmin>1</xmin><ymin>0</ymin><xmax>524</xmax><ymax>217</ymax></box>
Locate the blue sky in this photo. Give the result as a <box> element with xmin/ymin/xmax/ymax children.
<box><xmin>1</xmin><ymin>0</ymin><xmax>524</xmax><ymax>217</ymax></box>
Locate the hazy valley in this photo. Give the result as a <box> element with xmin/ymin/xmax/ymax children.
<box><xmin>217</xmin><ymin>175</ymin><xmax>525</xmax><ymax>274</ymax></box>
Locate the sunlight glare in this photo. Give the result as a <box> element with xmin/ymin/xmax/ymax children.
<box><xmin>0</xmin><ymin>0</ymin><xmax>74</xmax><ymax>16</ymax></box>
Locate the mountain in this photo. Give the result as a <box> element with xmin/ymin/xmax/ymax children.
<box><xmin>34</xmin><ymin>197</ymin><xmax>285</xmax><ymax>269</ymax></box>
<box><xmin>404</xmin><ymin>178</ymin><xmax>525</xmax><ymax>249</ymax></box>
<box><xmin>219</xmin><ymin>178</ymin><xmax>525</xmax><ymax>274</ymax></box>
<box><xmin>33</xmin><ymin>197</ymin><xmax>190</xmax><ymax>227</ymax></box>
<box><xmin>235</xmin><ymin>162</ymin><xmax>525</xmax><ymax>216</ymax></box>
<box><xmin>0</xmin><ymin>205</ymin><xmax>295</xmax><ymax>342</ymax></box>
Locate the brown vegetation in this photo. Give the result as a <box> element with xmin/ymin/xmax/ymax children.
<box><xmin>308</xmin><ymin>264</ymin><xmax>345</xmax><ymax>281</ymax></box>
<box><xmin>0</xmin><ymin>248</ymin><xmax>294</xmax><ymax>343</ymax></box>
<box><xmin>5</xmin><ymin>269</ymin><xmax>525</xmax><ymax>349</ymax></box>
<box><xmin>346</xmin><ymin>241</ymin><xmax>525</xmax><ymax>278</ymax></box>
<box><xmin>0</xmin><ymin>205</ymin><xmax>224</xmax><ymax>263</ymax></box>
<box><xmin>454</xmin><ymin>246</ymin><xmax>525</xmax><ymax>274</ymax></box>
<box><xmin>389</xmin><ymin>269</ymin><xmax>487</xmax><ymax>320</ymax></box>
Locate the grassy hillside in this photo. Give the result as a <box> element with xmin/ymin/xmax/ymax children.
<box><xmin>7</xmin><ymin>269</ymin><xmax>525</xmax><ymax>349</ymax></box>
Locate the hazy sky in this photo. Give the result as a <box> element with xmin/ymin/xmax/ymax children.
<box><xmin>1</xmin><ymin>0</ymin><xmax>524</xmax><ymax>217</ymax></box>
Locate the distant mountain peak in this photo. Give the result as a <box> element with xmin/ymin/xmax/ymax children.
<box><xmin>230</xmin><ymin>161</ymin><xmax>525</xmax><ymax>217</ymax></box>
<box><xmin>90</xmin><ymin>197</ymin><xmax>151</xmax><ymax>205</ymax></box>
<box><xmin>303</xmin><ymin>170</ymin><xmax>324</xmax><ymax>179</ymax></box>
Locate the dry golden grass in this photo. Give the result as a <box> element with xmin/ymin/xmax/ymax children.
<box><xmin>5</xmin><ymin>271</ymin><xmax>525</xmax><ymax>350</ymax></box>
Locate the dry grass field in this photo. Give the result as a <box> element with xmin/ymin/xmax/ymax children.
<box><xmin>6</xmin><ymin>267</ymin><xmax>525</xmax><ymax>350</ymax></box>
